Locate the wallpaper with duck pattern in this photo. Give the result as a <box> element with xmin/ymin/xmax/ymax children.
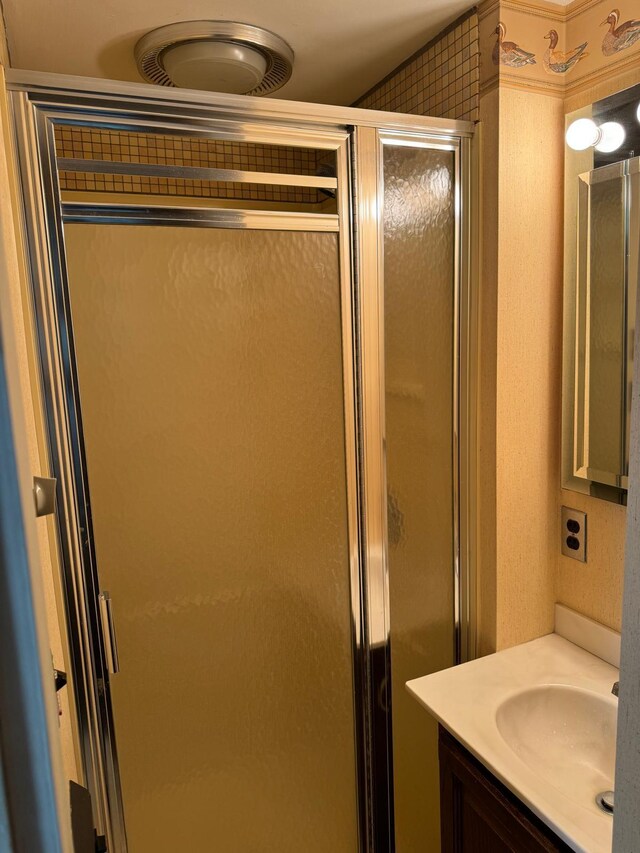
<box><xmin>480</xmin><ymin>0</ymin><xmax>640</xmax><ymax>96</ymax></box>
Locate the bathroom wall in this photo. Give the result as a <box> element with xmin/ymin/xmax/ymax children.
<box><xmin>474</xmin><ymin>53</ymin><xmax>564</xmax><ymax>651</ymax></box>
<box><xmin>554</xmin><ymin>0</ymin><xmax>640</xmax><ymax>633</ymax></box>
<box><xmin>557</xmin><ymin>491</ymin><xmax>626</xmax><ymax>630</ymax></box>
<box><xmin>356</xmin><ymin>3</ymin><xmax>564</xmax><ymax>653</ymax></box>
<box><xmin>0</xmin><ymin>4</ymin><xmax>8</xmax><ymax>66</ymax></box>
<box><xmin>3</xmin><ymin>0</ymin><xmax>636</xmax><ymax>711</ymax></box>
<box><xmin>359</xmin><ymin>0</ymin><xmax>639</xmax><ymax>650</ymax></box>
<box><xmin>478</xmin><ymin>0</ymin><xmax>640</xmax><ymax>644</ymax></box>
<box><xmin>54</xmin><ymin>0</ymin><xmax>627</xmax><ymax>653</ymax></box>
<box><xmin>493</xmin><ymin>85</ymin><xmax>564</xmax><ymax>651</ymax></box>
<box><xmin>462</xmin><ymin>0</ymin><xmax>640</xmax><ymax>647</ymax></box>
<box><xmin>353</xmin><ymin>8</ymin><xmax>480</xmax><ymax>122</ymax></box>
<box><xmin>0</xmin><ymin>20</ymin><xmax>81</xmax><ymax>783</ymax></box>
<box><xmin>482</xmin><ymin>0</ymin><xmax>640</xmax><ymax>110</ymax></box>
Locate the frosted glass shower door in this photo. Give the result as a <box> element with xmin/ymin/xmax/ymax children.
<box><xmin>382</xmin><ymin>143</ymin><xmax>456</xmax><ymax>852</ymax></box>
<box><xmin>63</xmin><ymin>224</ymin><xmax>358</xmax><ymax>852</ymax></box>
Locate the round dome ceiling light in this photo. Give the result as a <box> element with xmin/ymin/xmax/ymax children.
<box><xmin>135</xmin><ymin>21</ymin><xmax>294</xmax><ymax>96</ymax></box>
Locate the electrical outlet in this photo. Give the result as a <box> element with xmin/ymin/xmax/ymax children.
<box><xmin>561</xmin><ymin>506</ymin><xmax>587</xmax><ymax>562</ymax></box>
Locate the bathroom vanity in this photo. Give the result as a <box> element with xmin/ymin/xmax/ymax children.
<box><xmin>439</xmin><ymin>727</ymin><xmax>573</xmax><ymax>852</ymax></box>
<box><xmin>408</xmin><ymin>606</ymin><xmax>619</xmax><ymax>853</ymax></box>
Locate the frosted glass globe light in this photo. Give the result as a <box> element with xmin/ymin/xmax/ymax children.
<box><xmin>594</xmin><ymin>121</ymin><xmax>625</xmax><ymax>153</ymax></box>
<box><xmin>565</xmin><ymin>118</ymin><xmax>600</xmax><ymax>151</ymax></box>
<box><xmin>636</xmin><ymin>102</ymin><xmax>640</xmax><ymax>123</ymax></box>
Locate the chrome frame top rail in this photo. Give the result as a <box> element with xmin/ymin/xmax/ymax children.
<box><xmin>5</xmin><ymin>68</ymin><xmax>475</xmax><ymax>138</ymax></box>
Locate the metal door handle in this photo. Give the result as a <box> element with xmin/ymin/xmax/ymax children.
<box><xmin>98</xmin><ymin>592</ymin><xmax>120</xmax><ymax>675</ymax></box>
<box><xmin>33</xmin><ymin>475</ymin><xmax>57</xmax><ymax>517</ymax></box>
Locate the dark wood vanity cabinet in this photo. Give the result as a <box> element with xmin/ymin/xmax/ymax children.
<box><xmin>438</xmin><ymin>727</ymin><xmax>572</xmax><ymax>853</ymax></box>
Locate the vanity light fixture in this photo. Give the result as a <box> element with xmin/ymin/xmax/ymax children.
<box><xmin>566</xmin><ymin>118</ymin><xmax>600</xmax><ymax>150</ymax></box>
<box><xmin>637</xmin><ymin>102</ymin><xmax>640</xmax><ymax>123</ymax></box>
<box><xmin>595</xmin><ymin>121</ymin><xmax>626</xmax><ymax>153</ymax></box>
<box><xmin>565</xmin><ymin>117</ymin><xmax>625</xmax><ymax>152</ymax></box>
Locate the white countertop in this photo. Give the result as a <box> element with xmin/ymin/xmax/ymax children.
<box><xmin>407</xmin><ymin>632</ymin><xmax>619</xmax><ymax>853</ymax></box>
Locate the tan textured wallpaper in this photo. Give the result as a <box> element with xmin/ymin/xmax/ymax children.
<box><xmin>353</xmin><ymin>9</ymin><xmax>479</xmax><ymax>122</ymax></box>
<box><xmin>494</xmin><ymin>87</ymin><xmax>564</xmax><ymax>651</ymax></box>
<box><xmin>0</xmin><ymin>8</ymin><xmax>8</xmax><ymax>67</ymax></box>
<box><xmin>557</xmin><ymin>490</ymin><xmax>626</xmax><ymax>631</ymax></box>
<box><xmin>364</xmin><ymin>0</ymin><xmax>633</xmax><ymax>647</ymax></box>
<box><xmin>477</xmin><ymin>0</ymin><xmax>637</xmax><ymax>650</ymax></box>
<box><xmin>554</xmin><ymin>0</ymin><xmax>639</xmax><ymax>631</ymax></box>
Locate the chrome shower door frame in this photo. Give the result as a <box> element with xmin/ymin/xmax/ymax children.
<box><xmin>7</xmin><ymin>70</ymin><xmax>475</xmax><ymax>853</ymax></box>
<box><xmin>354</xmin><ymin>126</ymin><xmax>475</xmax><ymax>849</ymax></box>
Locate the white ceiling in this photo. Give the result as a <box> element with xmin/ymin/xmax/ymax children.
<box><xmin>2</xmin><ymin>0</ymin><xmax>477</xmax><ymax>105</ymax></box>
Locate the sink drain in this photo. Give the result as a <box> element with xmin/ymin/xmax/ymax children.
<box><xmin>596</xmin><ymin>791</ymin><xmax>615</xmax><ymax>814</ymax></box>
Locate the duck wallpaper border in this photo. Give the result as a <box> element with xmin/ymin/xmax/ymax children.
<box><xmin>492</xmin><ymin>22</ymin><xmax>537</xmax><ymax>67</ymax></box>
<box><xmin>481</xmin><ymin>0</ymin><xmax>640</xmax><ymax>94</ymax></box>
<box><xmin>543</xmin><ymin>29</ymin><xmax>588</xmax><ymax>75</ymax></box>
<box><xmin>602</xmin><ymin>9</ymin><xmax>640</xmax><ymax>56</ymax></box>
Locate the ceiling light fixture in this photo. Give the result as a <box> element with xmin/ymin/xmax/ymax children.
<box><xmin>565</xmin><ymin>117</ymin><xmax>625</xmax><ymax>153</ymax></box>
<box><xmin>135</xmin><ymin>21</ymin><xmax>294</xmax><ymax>96</ymax></box>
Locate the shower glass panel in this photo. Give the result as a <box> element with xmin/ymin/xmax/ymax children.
<box><xmin>382</xmin><ymin>144</ymin><xmax>456</xmax><ymax>851</ymax></box>
<box><xmin>63</xmin><ymin>223</ymin><xmax>358</xmax><ymax>852</ymax></box>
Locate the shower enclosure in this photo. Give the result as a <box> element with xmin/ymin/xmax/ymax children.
<box><xmin>9</xmin><ymin>71</ymin><xmax>474</xmax><ymax>852</ymax></box>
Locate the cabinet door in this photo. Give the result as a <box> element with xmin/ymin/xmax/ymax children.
<box><xmin>438</xmin><ymin>727</ymin><xmax>571</xmax><ymax>853</ymax></box>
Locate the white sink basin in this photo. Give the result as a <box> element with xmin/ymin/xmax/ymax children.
<box><xmin>407</xmin><ymin>628</ymin><xmax>620</xmax><ymax>852</ymax></box>
<box><xmin>496</xmin><ymin>684</ymin><xmax>617</xmax><ymax>812</ymax></box>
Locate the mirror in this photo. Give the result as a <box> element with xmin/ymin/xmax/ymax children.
<box><xmin>574</xmin><ymin>158</ymin><xmax>639</xmax><ymax>490</ymax></box>
<box><xmin>563</xmin><ymin>84</ymin><xmax>640</xmax><ymax>503</ymax></box>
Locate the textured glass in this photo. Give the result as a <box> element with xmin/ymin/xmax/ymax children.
<box><xmin>383</xmin><ymin>145</ymin><xmax>456</xmax><ymax>851</ymax></box>
<box><xmin>64</xmin><ymin>224</ymin><xmax>358</xmax><ymax>852</ymax></box>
